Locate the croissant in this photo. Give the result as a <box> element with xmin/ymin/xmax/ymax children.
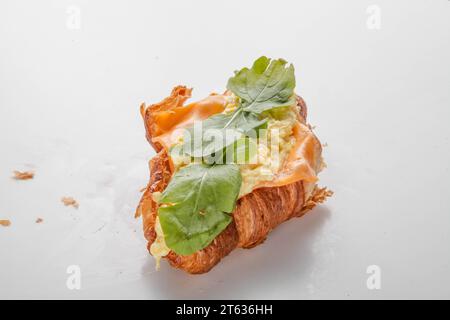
<box><xmin>136</xmin><ymin>58</ymin><xmax>332</xmax><ymax>274</ymax></box>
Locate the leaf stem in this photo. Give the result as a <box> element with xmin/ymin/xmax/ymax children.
<box><xmin>224</xmin><ymin>107</ymin><xmax>243</xmax><ymax>128</ymax></box>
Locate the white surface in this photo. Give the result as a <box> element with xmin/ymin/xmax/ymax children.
<box><xmin>1</xmin><ymin>0</ymin><xmax>449</xmax><ymax>299</ymax></box>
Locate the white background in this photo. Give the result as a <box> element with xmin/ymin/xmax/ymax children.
<box><xmin>1</xmin><ymin>0</ymin><xmax>449</xmax><ymax>299</ymax></box>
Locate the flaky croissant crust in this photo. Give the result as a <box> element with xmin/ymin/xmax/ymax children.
<box><xmin>136</xmin><ymin>87</ymin><xmax>331</xmax><ymax>274</ymax></box>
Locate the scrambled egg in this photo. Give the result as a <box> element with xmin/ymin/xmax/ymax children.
<box><xmin>170</xmin><ymin>144</ymin><xmax>192</xmax><ymax>169</ymax></box>
<box><xmin>149</xmin><ymin>216</ymin><xmax>171</xmax><ymax>270</ymax></box>
<box><xmin>238</xmin><ymin>106</ymin><xmax>297</xmax><ymax>197</ymax></box>
<box><xmin>223</xmin><ymin>94</ymin><xmax>239</xmax><ymax>114</ymax></box>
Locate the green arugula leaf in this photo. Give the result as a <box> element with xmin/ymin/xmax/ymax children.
<box><xmin>227</xmin><ymin>56</ymin><xmax>296</xmax><ymax>114</ymax></box>
<box><xmin>158</xmin><ymin>163</ymin><xmax>242</xmax><ymax>256</ymax></box>
<box><xmin>181</xmin><ymin>109</ymin><xmax>267</xmax><ymax>158</ymax></box>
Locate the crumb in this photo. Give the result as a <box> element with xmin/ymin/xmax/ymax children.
<box><xmin>0</xmin><ymin>220</ymin><xmax>11</xmax><ymax>227</ymax></box>
<box><xmin>35</xmin><ymin>218</ymin><xmax>43</xmax><ymax>223</ymax></box>
<box><xmin>61</xmin><ymin>197</ymin><xmax>79</xmax><ymax>209</ymax></box>
<box><xmin>12</xmin><ymin>170</ymin><xmax>34</xmax><ymax>180</ymax></box>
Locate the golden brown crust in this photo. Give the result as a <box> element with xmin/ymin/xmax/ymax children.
<box><xmin>140</xmin><ymin>86</ymin><xmax>192</xmax><ymax>152</ymax></box>
<box><xmin>299</xmin><ymin>186</ymin><xmax>334</xmax><ymax>216</ymax></box>
<box><xmin>234</xmin><ymin>181</ymin><xmax>305</xmax><ymax>248</ymax></box>
<box><xmin>166</xmin><ymin>222</ymin><xmax>239</xmax><ymax>274</ymax></box>
<box><xmin>136</xmin><ymin>148</ymin><xmax>173</xmax><ymax>244</ymax></box>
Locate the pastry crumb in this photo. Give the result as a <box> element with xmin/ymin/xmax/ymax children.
<box><xmin>12</xmin><ymin>170</ymin><xmax>34</xmax><ymax>180</ymax></box>
<box><xmin>35</xmin><ymin>218</ymin><xmax>44</xmax><ymax>223</ymax></box>
<box><xmin>61</xmin><ymin>197</ymin><xmax>79</xmax><ymax>209</ymax></box>
<box><xmin>0</xmin><ymin>220</ymin><xmax>11</xmax><ymax>227</ymax></box>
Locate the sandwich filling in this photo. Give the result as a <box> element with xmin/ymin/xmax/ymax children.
<box><xmin>144</xmin><ymin>57</ymin><xmax>323</xmax><ymax>266</ymax></box>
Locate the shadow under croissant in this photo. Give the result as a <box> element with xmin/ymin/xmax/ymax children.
<box><xmin>140</xmin><ymin>205</ymin><xmax>332</xmax><ymax>299</ymax></box>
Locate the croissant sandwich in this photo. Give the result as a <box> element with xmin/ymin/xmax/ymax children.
<box><xmin>136</xmin><ymin>57</ymin><xmax>332</xmax><ymax>274</ymax></box>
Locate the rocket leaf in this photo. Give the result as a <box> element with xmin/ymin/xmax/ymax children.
<box><xmin>158</xmin><ymin>163</ymin><xmax>241</xmax><ymax>256</ymax></box>
<box><xmin>227</xmin><ymin>56</ymin><xmax>296</xmax><ymax>114</ymax></box>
